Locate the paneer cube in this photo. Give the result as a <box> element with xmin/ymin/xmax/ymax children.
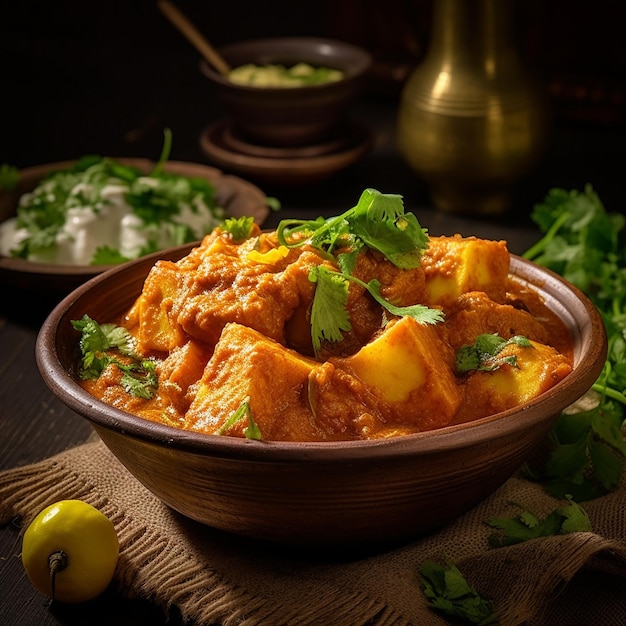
<box><xmin>460</xmin><ymin>339</ymin><xmax>573</xmax><ymax>420</ymax></box>
<box><xmin>125</xmin><ymin>260</ymin><xmax>187</xmax><ymax>353</ymax></box>
<box><xmin>332</xmin><ymin>316</ymin><xmax>462</xmax><ymax>431</ymax></box>
<box><xmin>421</xmin><ymin>235</ymin><xmax>510</xmax><ymax>308</ymax></box>
<box><xmin>157</xmin><ymin>340</ymin><xmax>213</xmax><ymax>414</ymax></box>
<box><xmin>184</xmin><ymin>323</ymin><xmax>321</xmax><ymax>441</ymax></box>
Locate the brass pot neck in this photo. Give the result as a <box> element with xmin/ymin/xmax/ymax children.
<box><xmin>428</xmin><ymin>0</ymin><xmax>522</xmax><ymax>76</ymax></box>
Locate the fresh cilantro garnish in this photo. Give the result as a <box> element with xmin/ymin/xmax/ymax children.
<box><xmin>277</xmin><ymin>188</ymin><xmax>430</xmax><ymax>269</ymax></box>
<box><xmin>222</xmin><ymin>215</ymin><xmax>255</xmax><ymax>242</ymax></box>
<box><xmin>5</xmin><ymin>129</ymin><xmax>226</xmax><ymax>264</ymax></box>
<box><xmin>72</xmin><ymin>314</ymin><xmax>137</xmax><ymax>364</ymax></box>
<box><xmin>419</xmin><ymin>559</ymin><xmax>496</xmax><ymax>625</ymax></box>
<box><xmin>118</xmin><ymin>359</ymin><xmax>158</xmax><ymax>400</ymax></box>
<box><xmin>91</xmin><ymin>246</ymin><xmax>132</xmax><ymax>265</ymax></box>
<box><xmin>308</xmin><ymin>265</ymin><xmax>443</xmax><ymax>355</ymax></box>
<box><xmin>308</xmin><ymin>266</ymin><xmax>352</xmax><ymax>354</ymax></box>
<box><xmin>0</xmin><ymin>163</ymin><xmax>19</xmax><ymax>190</ymax></box>
<box><xmin>486</xmin><ymin>495</ymin><xmax>591</xmax><ymax>547</ymax></box>
<box><xmin>216</xmin><ymin>398</ymin><xmax>262</xmax><ymax>440</ymax></box>
<box><xmin>71</xmin><ymin>314</ymin><xmax>158</xmax><ymax>399</ymax></box>
<box><xmin>456</xmin><ymin>334</ymin><xmax>532</xmax><ymax>373</ymax></box>
<box><xmin>278</xmin><ymin>189</ymin><xmax>442</xmax><ymax>354</ymax></box>
<box><xmin>523</xmin><ymin>185</ymin><xmax>626</xmax><ymax>499</ymax></box>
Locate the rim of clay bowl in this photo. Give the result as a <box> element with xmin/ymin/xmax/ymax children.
<box><xmin>36</xmin><ymin>250</ymin><xmax>607</xmax><ymax>463</ymax></box>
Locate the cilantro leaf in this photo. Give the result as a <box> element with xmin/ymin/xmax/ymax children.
<box><xmin>277</xmin><ymin>188</ymin><xmax>430</xmax><ymax>269</ymax></box>
<box><xmin>487</xmin><ymin>496</ymin><xmax>591</xmax><ymax>547</ymax></box>
<box><xmin>524</xmin><ymin>400</ymin><xmax>626</xmax><ymax>500</ymax></box>
<box><xmin>307</xmin><ymin>266</ymin><xmax>444</xmax><ymax>356</ymax></box>
<box><xmin>119</xmin><ymin>359</ymin><xmax>158</xmax><ymax>399</ymax></box>
<box><xmin>222</xmin><ymin>215</ymin><xmax>255</xmax><ymax>242</ymax></box>
<box><xmin>345</xmin><ymin>188</ymin><xmax>430</xmax><ymax>269</ymax></box>
<box><xmin>308</xmin><ymin>266</ymin><xmax>352</xmax><ymax>354</ymax></box>
<box><xmin>71</xmin><ymin>315</ymin><xmax>157</xmax><ymax>399</ymax></box>
<box><xmin>420</xmin><ymin>559</ymin><xmax>496</xmax><ymax>625</ymax></box>
<box><xmin>277</xmin><ymin>189</ymin><xmax>441</xmax><ymax>354</ymax></box>
<box><xmin>0</xmin><ymin>163</ymin><xmax>19</xmax><ymax>190</ymax></box>
<box><xmin>456</xmin><ymin>334</ymin><xmax>532</xmax><ymax>373</ymax></box>
<box><xmin>216</xmin><ymin>398</ymin><xmax>263</xmax><ymax>440</ymax></box>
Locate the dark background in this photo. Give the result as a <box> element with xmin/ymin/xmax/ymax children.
<box><xmin>2</xmin><ymin>0</ymin><xmax>625</xmax><ymax>218</ymax></box>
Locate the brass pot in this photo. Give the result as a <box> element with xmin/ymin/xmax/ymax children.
<box><xmin>397</xmin><ymin>0</ymin><xmax>550</xmax><ymax>215</ymax></box>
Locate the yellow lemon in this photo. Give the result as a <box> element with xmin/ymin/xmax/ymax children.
<box><xmin>21</xmin><ymin>499</ymin><xmax>119</xmax><ymax>604</ymax></box>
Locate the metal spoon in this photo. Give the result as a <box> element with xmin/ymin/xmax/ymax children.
<box><xmin>158</xmin><ymin>0</ymin><xmax>231</xmax><ymax>77</ymax></box>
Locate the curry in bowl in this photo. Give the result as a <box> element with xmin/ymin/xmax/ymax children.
<box><xmin>74</xmin><ymin>189</ymin><xmax>573</xmax><ymax>442</ymax></box>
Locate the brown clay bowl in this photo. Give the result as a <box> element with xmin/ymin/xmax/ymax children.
<box><xmin>0</xmin><ymin>159</ymin><xmax>270</xmax><ymax>298</ymax></box>
<box><xmin>200</xmin><ymin>37</ymin><xmax>372</xmax><ymax>147</ymax></box>
<box><xmin>36</xmin><ymin>247</ymin><xmax>607</xmax><ymax>546</ymax></box>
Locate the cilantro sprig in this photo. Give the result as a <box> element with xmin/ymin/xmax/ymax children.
<box><xmin>486</xmin><ymin>495</ymin><xmax>591</xmax><ymax>547</ymax></box>
<box><xmin>277</xmin><ymin>188</ymin><xmax>430</xmax><ymax>269</ymax></box>
<box><xmin>277</xmin><ymin>189</ymin><xmax>443</xmax><ymax>354</ymax></box>
<box><xmin>222</xmin><ymin>215</ymin><xmax>255</xmax><ymax>242</ymax></box>
<box><xmin>523</xmin><ymin>185</ymin><xmax>626</xmax><ymax>499</ymax></box>
<box><xmin>72</xmin><ymin>315</ymin><xmax>158</xmax><ymax>399</ymax></box>
<box><xmin>456</xmin><ymin>334</ymin><xmax>533</xmax><ymax>373</ymax></box>
<box><xmin>309</xmin><ymin>265</ymin><xmax>443</xmax><ymax>354</ymax></box>
<box><xmin>215</xmin><ymin>398</ymin><xmax>262</xmax><ymax>440</ymax></box>
<box><xmin>419</xmin><ymin>559</ymin><xmax>496</xmax><ymax>625</ymax></box>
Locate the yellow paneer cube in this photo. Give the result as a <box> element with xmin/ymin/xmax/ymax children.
<box><xmin>125</xmin><ymin>260</ymin><xmax>186</xmax><ymax>353</ymax></box>
<box><xmin>422</xmin><ymin>235</ymin><xmax>510</xmax><ymax>307</ymax></box>
<box><xmin>184</xmin><ymin>322</ymin><xmax>321</xmax><ymax>441</ymax></box>
<box><xmin>336</xmin><ymin>316</ymin><xmax>462</xmax><ymax>430</ymax></box>
<box><xmin>461</xmin><ymin>339</ymin><xmax>573</xmax><ymax>420</ymax></box>
<box><xmin>157</xmin><ymin>340</ymin><xmax>213</xmax><ymax>415</ymax></box>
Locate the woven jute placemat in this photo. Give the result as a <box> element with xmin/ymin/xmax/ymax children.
<box><xmin>1</xmin><ymin>438</ymin><xmax>626</xmax><ymax>625</ymax></box>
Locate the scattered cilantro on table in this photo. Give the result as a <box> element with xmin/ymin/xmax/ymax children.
<box><xmin>522</xmin><ymin>185</ymin><xmax>626</xmax><ymax>500</ymax></box>
<box><xmin>419</xmin><ymin>495</ymin><xmax>592</xmax><ymax>623</ymax></box>
<box><xmin>486</xmin><ymin>495</ymin><xmax>592</xmax><ymax>547</ymax></box>
<box><xmin>419</xmin><ymin>559</ymin><xmax>496</xmax><ymax>625</ymax></box>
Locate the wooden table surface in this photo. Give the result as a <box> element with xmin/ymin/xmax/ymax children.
<box><xmin>1</xmin><ymin>4</ymin><xmax>623</xmax><ymax>622</ymax></box>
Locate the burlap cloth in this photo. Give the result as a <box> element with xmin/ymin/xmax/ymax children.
<box><xmin>2</xmin><ymin>437</ymin><xmax>626</xmax><ymax>626</ymax></box>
